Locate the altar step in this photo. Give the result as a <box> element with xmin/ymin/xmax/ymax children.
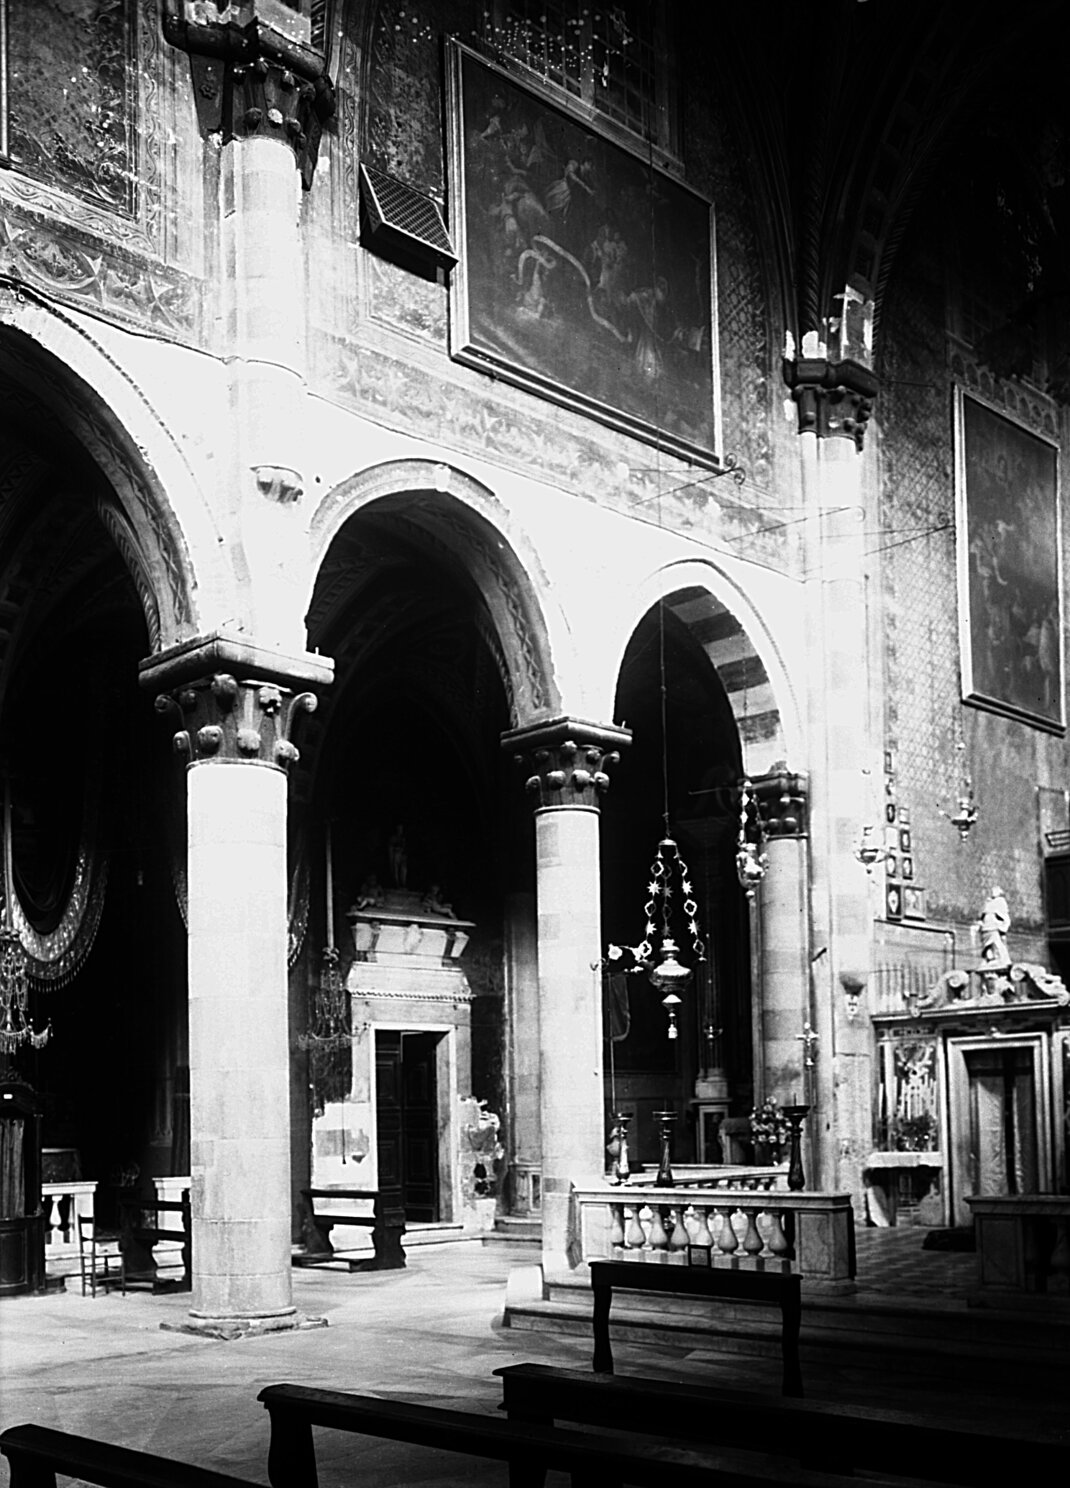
<box><xmin>503</xmin><ymin>1278</ymin><xmax>1070</xmax><ymax>1407</ymax></box>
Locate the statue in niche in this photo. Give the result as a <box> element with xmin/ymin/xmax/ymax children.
<box><xmin>421</xmin><ymin>884</ymin><xmax>454</xmax><ymax>917</ymax></box>
<box><xmin>387</xmin><ymin>824</ymin><xmax>408</xmax><ymax>889</ymax></box>
<box><xmin>978</xmin><ymin>885</ymin><xmax>1011</xmax><ymax>969</ymax></box>
<box><xmin>351</xmin><ymin>873</ymin><xmax>385</xmax><ymax>910</ymax></box>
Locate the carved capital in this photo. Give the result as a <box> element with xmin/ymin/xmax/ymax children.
<box><xmin>163</xmin><ymin>2</ymin><xmax>336</xmax><ymax>188</ymax></box>
<box><xmin>155</xmin><ymin>673</ymin><xmax>316</xmax><ymax>770</ymax></box>
<box><xmin>502</xmin><ymin>717</ymin><xmax>631</xmax><ymax>811</ymax></box>
<box><xmin>751</xmin><ymin>767</ymin><xmax>809</xmax><ymax>838</ymax></box>
<box><xmin>782</xmin><ymin>358</ymin><xmax>879</xmax><ymax>450</ymax></box>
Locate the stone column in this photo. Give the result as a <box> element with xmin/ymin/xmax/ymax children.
<box><xmin>784</xmin><ymin>353</ymin><xmax>879</xmax><ymax>1206</ymax></box>
<box><xmin>503</xmin><ymin>718</ymin><xmax>630</xmax><ymax>1284</ymax></box>
<box><xmin>142</xmin><ymin>633</ymin><xmax>332</xmax><ymax>1335</ymax></box>
<box><xmin>753</xmin><ymin>770</ymin><xmax>810</xmax><ymax>1095</ymax></box>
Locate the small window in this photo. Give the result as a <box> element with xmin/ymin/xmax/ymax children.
<box><xmin>482</xmin><ymin>2</ymin><xmax>675</xmax><ymax>156</ymax></box>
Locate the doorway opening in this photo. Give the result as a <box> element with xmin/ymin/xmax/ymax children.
<box><xmin>376</xmin><ymin>1030</ymin><xmax>443</xmax><ymax>1223</ymax></box>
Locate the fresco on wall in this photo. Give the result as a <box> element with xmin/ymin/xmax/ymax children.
<box><xmin>448</xmin><ymin>42</ymin><xmax>718</xmax><ymax>463</ymax></box>
<box><xmin>2</xmin><ymin>0</ymin><xmax>137</xmax><ymax>215</ymax></box>
<box><xmin>956</xmin><ymin>391</ymin><xmax>1063</xmax><ymax>731</ymax></box>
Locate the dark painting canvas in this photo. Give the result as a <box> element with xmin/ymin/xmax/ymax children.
<box><xmin>956</xmin><ymin>392</ymin><xmax>1063</xmax><ymax>730</ymax></box>
<box><xmin>448</xmin><ymin>43</ymin><xmax>718</xmax><ymax>461</ymax></box>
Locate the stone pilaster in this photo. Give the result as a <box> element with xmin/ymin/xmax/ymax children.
<box><xmin>502</xmin><ymin>717</ymin><xmax>629</xmax><ymax>1284</ymax></box>
<box><xmin>786</xmin><ymin>355</ymin><xmax>878</xmax><ymax>1206</ymax></box>
<box><xmin>164</xmin><ymin>3</ymin><xmax>336</xmax><ymax>654</ymax></box>
<box><xmin>142</xmin><ymin>633</ymin><xmax>332</xmax><ymax>1335</ymax></box>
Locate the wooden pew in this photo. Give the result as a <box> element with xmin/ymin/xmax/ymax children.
<box><xmin>255</xmin><ymin>1382</ymin><xmax>932</xmax><ymax>1488</ymax></box>
<box><xmin>494</xmin><ymin>1362</ymin><xmax>1065</xmax><ymax>1486</ymax></box>
<box><xmin>117</xmin><ymin>1191</ymin><xmax>191</xmax><ymax>1293</ymax></box>
<box><xmin>298</xmin><ymin>1187</ymin><xmax>406</xmax><ymax>1271</ymax></box>
<box><xmin>590</xmin><ymin>1257</ymin><xmax>803</xmax><ymax>1396</ymax></box>
<box><xmin>0</xmin><ymin>1423</ymin><xmax>260</xmax><ymax>1488</ymax></box>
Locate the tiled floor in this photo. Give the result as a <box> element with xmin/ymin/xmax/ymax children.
<box><xmin>0</xmin><ymin>1231</ymin><xmax>1063</xmax><ymax>1487</ymax></box>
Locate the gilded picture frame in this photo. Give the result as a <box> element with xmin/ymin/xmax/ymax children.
<box><xmin>954</xmin><ymin>388</ymin><xmax>1064</xmax><ymax>732</ymax></box>
<box><xmin>446</xmin><ymin>40</ymin><xmax>721</xmax><ymax>463</ymax></box>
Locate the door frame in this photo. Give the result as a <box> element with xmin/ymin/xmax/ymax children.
<box><xmin>945</xmin><ymin>1031</ymin><xmax>1052</xmax><ymax>1226</ymax></box>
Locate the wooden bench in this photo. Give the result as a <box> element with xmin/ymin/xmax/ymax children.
<box><xmin>590</xmin><ymin>1257</ymin><xmax>802</xmax><ymax>1396</ymax></box>
<box><xmin>298</xmin><ymin>1187</ymin><xmax>405</xmax><ymax>1271</ymax></box>
<box><xmin>117</xmin><ymin>1191</ymin><xmax>191</xmax><ymax>1293</ymax></box>
<box><xmin>255</xmin><ymin>1382</ymin><xmax>928</xmax><ymax>1487</ymax></box>
<box><xmin>494</xmin><ymin>1362</ymin><xmax>1065</xmax><ymax>1486</ymax></box>
<box><xmin>0</xmin><ymin>1423</ymin><xmax>259</xmax><ymax>1488</ymax></box>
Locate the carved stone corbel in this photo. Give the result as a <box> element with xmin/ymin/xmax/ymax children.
<box><xmin>782</xmin><ymin>357</ymin><xmax>879</xmax><ymax>451</ymax></box>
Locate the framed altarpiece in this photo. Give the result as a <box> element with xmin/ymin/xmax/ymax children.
<box><xmin>954</xmin><ymin>388</ymin><xmax>1064</xmax><ymax>732</ymax></box>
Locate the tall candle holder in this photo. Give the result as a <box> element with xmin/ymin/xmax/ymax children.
<box><xmin>781</xmin><ymin>1102</ymin><xmax>810</xmax><ymax>1192</ymax></box>
<box><xmin>654</xmin><ymin>1109</ymin><xmax>676</xmax><ymax>1187</ymax></box>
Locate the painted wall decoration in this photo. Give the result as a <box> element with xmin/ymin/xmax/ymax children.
<box><xmin>955</xmin><ymin>389</ymin><xmax>1063</xmax><ymax>731</ymax></box>
<box><xmin>447</xmin><ymin>42</ymin><xmax>719</xmax><ymax>463</ymax></box>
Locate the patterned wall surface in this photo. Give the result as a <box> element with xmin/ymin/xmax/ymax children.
<box><xmin>879</xmin><ymin>242</ymin><xmax>1066</xmax><ymax>946</ymax></box>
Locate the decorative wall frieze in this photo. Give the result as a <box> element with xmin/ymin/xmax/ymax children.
<box><xmin>155</xmin><ymin>672</ymin><xmax>317</xmax><ymax>770</ymax></box>
<box><xmin>163</xmin><ymin>1</ymin><xmax>336</xmax><ymax>188</ymax></box>
<box><xmin>752</xmin><ymin>767</ymin><xmax>809</xmax><ymax>838</ymax></box>
<box><xmin>783</xmin><ymin>357</ymin><xmax>879</xmax><ymax>451</ymax></box>
<box><xmin>503</xmin><ymin>717</ymin><xmax>631</xmax><ymax>811</ymax></box>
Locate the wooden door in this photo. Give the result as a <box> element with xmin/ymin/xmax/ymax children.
<box><xmin>375</xmin><ymin>1030</ymin><xmax>440</xmax><ymax>1223</ymax></box>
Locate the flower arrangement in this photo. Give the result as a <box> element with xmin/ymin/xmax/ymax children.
<box><xmin>749</xmin><ymin>1098</ymin><xmax>789</xmax><ymax>1153</ymax></box>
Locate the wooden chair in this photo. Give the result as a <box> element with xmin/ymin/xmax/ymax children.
<box><xmin>77</xmin><ymin>1213</ymin><xmax>125</xmax><ymax>1297</ymax></box>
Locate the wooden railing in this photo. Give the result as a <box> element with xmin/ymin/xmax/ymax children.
<box><xmin>572</xmin><ymin>1182</ymin><xmax>856</xmax><ymax>1285</ymax></box>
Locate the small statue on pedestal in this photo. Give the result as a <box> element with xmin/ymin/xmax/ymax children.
<box><xmin>978</xmin><ymin>885</ymin><xmax>1011</xmax><ymax>969</ymax></box>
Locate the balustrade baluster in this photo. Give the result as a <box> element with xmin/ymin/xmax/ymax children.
<box><xmin>608</xmin><ymin>1203</ymin><xmax>625</xmax><ymax>1249</ymax></box>
<box><xmin>668</xmin><ymin>1205</ymin><xmax>691</xmax><ymax>1252</ymax></box>
<box><xmin>624</xmin><ymin>1204</ymin><xmax>646</xmax><ymax>1249</ymax></box>
<box><xmin>741</xmin><ymin>1208</ymin><xmax>764</xmax><ymax>1257</ymax></box>
<box><xmin>648</xmin><ymin>1205</ymin><xmax>670</xmax><ymax>1250</ymax></box>
<box><xmin>764</xmin><ymin>1209</ymin><xmax>791</xmax><ymax>1258</ymax></box>
<box><xmin>691</xmin><ymin>1205</ymin><xmax>714</xmax><ymax>1249</ymax></box>
<box><xmin>716</xmin><ymin>1207</ymin><xmax>739</xmax><ymax>1256</ymax></box>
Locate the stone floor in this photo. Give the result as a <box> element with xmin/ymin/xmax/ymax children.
<box><xmin>0</xmin><ymin>1231</ymin><xmax>1065</xmax><ymax>1487</ymax></box>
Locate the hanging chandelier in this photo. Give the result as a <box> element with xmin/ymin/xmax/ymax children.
<box><xmin>298</xmin><ymin>823</ymin><xmax>351</xmax><ymax>1059</ymax></box>
<box><xmin>938</xmin><ymin>720</ymin><xmax>978</xmax><ymax>842</ymax></box>
<box><xmin>735</xmin><ymin>779</ymin><xmax>768</xmax><ymax>898</ymax></box>
<box><xmin>1</xmin><ymin>778</ymin><xmax>50</xmax><ymax>1055</ymax></box>
<box><xmin>633</xmin><ymin>835</ymin><xmax>706</xmax><ymax>1040</ymax></box>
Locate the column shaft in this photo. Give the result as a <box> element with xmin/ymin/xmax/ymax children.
<box><xmin>187</xmin><ymin>761</ymin><xmax>294</xmax><ymax>1323</ymax></box>
<box><xmin>534</xmin><ymin>806</ymin><xmax>604</xmax><ymax>1280</ymax></box>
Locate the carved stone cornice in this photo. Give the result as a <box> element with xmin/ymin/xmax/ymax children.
<box><xmin>154</xmin><ymin>673</ymin><xmax>317</xmax><ymax>770</ymax></box>
<box><xmin>502</xmin><ymin>717</ymin><xmax>631</xmax><ymax>811</ymax></box>
<box><xmin>782</xmin><ymin>357</ymin><xmax>879</xmax><ymax>451</ymax></box>
<box><xmin>752</xmin><ymin>767</ymin><xmax>809</xmax><ymax>838</ymax></box>
<box><xmin>162</xmin><ymin>1</ymin><xmax>335</xmax><ymax>188</ymax></box>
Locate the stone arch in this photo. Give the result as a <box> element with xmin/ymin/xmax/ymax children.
<box><xmin>0</xmin><ymin>286</ymin><xmax>221</xmax><ymax>653</ymax></box>
<box><xmin>612</xmin><ymin>558</ymin><xmax>804</xmax><ymax>778</ymax></box>
<box><xmin>308</xmin><ymin>458</ymin><xmax>562</xmax><ymax>727</ymax></box>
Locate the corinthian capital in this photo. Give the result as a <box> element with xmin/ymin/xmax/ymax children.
<box><xmin>155</xmin><ymin>673</ymin><xmax>316</xmax><ymax>770</ymax></box>
<box><xmin>503</xmin><ymin>717</ymin><xmax>631</xmax><ymax>810</ymax></box>
<box><xmin>140</xmin><ymin>631</ymin><xmax>333</xmax><ymax>771</ymax></box>
<box><xmin>782</xmin><ymin>357</ymin><xmax>879</xmax><ymax>450</ymax></box>
<box><xmin>752</xmin><ymin>766</ymin><xmax>809</xmax><ymax>838</ymax></box>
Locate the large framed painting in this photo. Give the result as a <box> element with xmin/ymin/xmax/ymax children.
<box><xmin>954</xmin><ymin>389</ymin><xmax>1063</xmax><ymax>731</ymax></box>
<box><xmin>446</xmin><ymin>41</ymin><xmax>720</xmax><ymax>464</ymax></box>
